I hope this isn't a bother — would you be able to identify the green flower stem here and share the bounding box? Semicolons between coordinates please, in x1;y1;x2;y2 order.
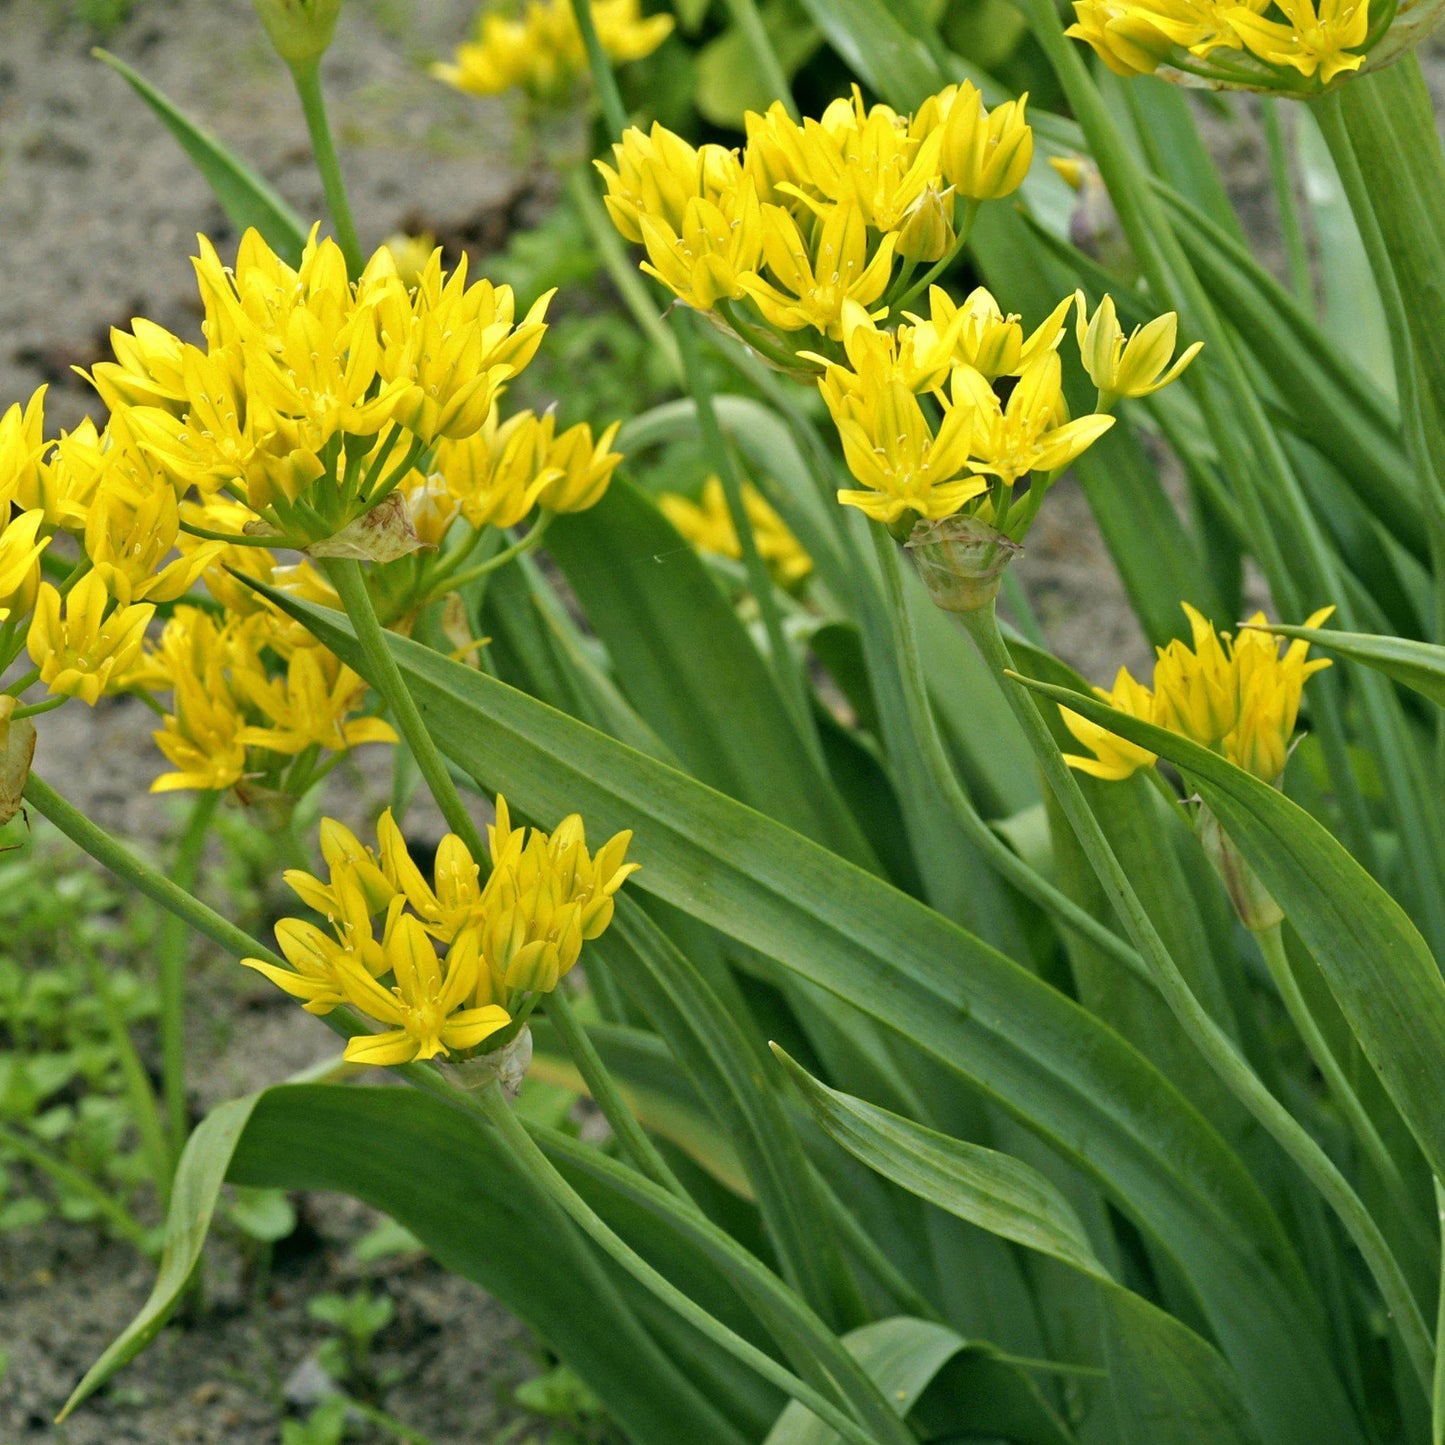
719;0;798;119
83;943;173;1210
567;167;681;380
567;0;628;138
1260;100;1313;306
471;1081;907;1445
890;200;978;312
1016;0;1389;888
677;309;822;763
156;788;219;1168
325;558;487;863
289;57;364;279
1254;921;1426;1254
24;774;285;970
434;511;555;596
546;981;691;1199
959;600;1434;1392
0;1121;150;1248
870;528;1154;991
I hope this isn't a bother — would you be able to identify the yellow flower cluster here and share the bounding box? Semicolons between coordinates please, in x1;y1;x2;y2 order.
243;798;638;1066
0;227;625;754
1067;0;1370;88
659;476;812;588
1061;602;1335;783
124;603;395;797
597;82;1032;355
812;285;1197;529
433;0;672;105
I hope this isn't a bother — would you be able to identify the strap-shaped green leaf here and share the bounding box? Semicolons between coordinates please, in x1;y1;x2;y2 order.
1266;622;1445;709
93;50;308;264
1016;672;1445;1190
777;1051;1261;1444
255;584;1363;1444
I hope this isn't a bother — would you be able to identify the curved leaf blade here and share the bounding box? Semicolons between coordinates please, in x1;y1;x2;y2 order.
1264;622;1445;708
777;1050;1261;1444
93;49;308;264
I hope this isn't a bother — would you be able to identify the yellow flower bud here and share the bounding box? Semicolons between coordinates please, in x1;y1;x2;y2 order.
938;83;1033;202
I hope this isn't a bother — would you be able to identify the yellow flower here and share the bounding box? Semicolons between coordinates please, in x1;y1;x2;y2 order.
378;249;553;444
740;201;896;339
381;232;438;289
911;285;1073;382
660;476;813;587
27;573;155;707
597;126;742;244
825;374;984;524
480;797;639;999
432;0;671;104
434;408;557;531
151;664;252;794
1060;602;1335;784
233;646;399;757
533;418;624;514
240;916;370;1016
0;387;49;512
83;476;223;607
1224;0;1368;80
377;807;485;944
1074;292;1202;403
1064;0;1196;74
24;418;110;533
638;182;765;313
1061;667;1159;779
935;83;1034;202
0;511;48;624
337;920;510;1065
954;351;1115;486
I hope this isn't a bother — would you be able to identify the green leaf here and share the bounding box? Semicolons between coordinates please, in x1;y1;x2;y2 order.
1264;622;1445;709
92;50;307;264
774;1047;1108;1280
259;587;1364;1444
59;1093;260;1420
1014;673;1445;1188
764;1316;1074;1445
69;1084;751;1445
789;0;943;109
777;1051;1260;1444
547;480;878;869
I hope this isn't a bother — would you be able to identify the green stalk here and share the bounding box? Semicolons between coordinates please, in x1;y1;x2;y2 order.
1255;922;1425;1251
719;0;798;120
1260;100;1313;307
546;983;690;1198
289;58;364;278
959;599;1434;1392
1016;0;1387;877
324;558;487;863
676;310;822;761
0;1122;150;1248
471;1081;910;1445
568;0;629;138
433;512;555;596
871;529;1154;989
567;167;681;379
156;789;220;1168
84;944;172;1210
24;775;285;970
